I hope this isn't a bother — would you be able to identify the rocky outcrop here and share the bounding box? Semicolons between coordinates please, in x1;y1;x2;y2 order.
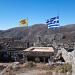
57;48;75;63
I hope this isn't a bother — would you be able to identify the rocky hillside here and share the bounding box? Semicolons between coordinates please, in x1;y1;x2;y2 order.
0;24;75;47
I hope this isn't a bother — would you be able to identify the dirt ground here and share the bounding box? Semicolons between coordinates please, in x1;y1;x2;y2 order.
0;62;72;75
16;69;48;75
12;63;53;75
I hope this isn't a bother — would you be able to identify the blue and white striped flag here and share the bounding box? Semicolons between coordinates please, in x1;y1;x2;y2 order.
46;16;59;29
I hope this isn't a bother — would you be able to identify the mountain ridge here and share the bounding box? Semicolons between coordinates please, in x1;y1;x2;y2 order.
0;24;75;46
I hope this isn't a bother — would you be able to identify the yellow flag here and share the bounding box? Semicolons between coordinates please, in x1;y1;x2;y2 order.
20;19;28;26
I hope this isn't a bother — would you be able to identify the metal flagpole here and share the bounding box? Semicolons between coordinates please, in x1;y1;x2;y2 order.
27;17;28;28
56;13;61;46
55;14;60;47
26;17;29;48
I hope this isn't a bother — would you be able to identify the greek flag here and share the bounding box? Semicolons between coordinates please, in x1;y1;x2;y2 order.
46;16;59;29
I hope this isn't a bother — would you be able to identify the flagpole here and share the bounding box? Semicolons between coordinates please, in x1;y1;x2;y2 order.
27;17;30;48
56;13;61;46
26;17;28;28
58;14;61;46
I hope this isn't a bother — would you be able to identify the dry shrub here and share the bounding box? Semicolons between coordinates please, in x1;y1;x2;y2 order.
25;61;36;68
55;63;72;73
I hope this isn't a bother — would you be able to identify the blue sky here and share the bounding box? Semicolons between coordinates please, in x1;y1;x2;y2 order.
0;0;75;30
